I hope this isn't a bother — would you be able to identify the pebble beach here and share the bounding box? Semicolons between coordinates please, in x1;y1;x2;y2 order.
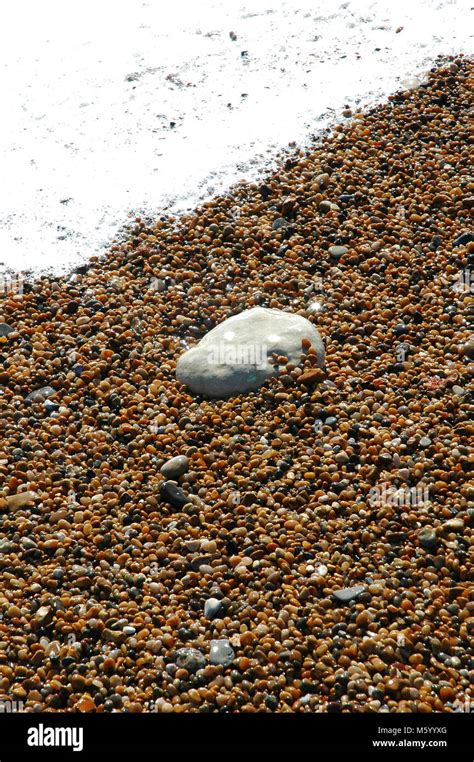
0;56;472;714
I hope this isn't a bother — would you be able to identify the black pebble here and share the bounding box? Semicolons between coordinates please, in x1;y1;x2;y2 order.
453;232;473;247
393;324;408;336
159;480;188;509
265;695;278;710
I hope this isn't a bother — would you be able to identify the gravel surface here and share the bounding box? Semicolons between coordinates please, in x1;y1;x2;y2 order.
0;57;472;714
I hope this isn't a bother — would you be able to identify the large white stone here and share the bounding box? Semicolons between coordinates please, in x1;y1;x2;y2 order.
175;307;324;398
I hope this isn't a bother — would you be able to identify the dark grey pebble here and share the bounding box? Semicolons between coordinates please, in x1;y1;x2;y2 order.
44;400;59;413
462;341;474;360
393;323;408;336
160;455;189;479
159;480;188;509
190;555;212;571
65;301;80;315
20;538;37;550
453;231;473;247
0;323;14;337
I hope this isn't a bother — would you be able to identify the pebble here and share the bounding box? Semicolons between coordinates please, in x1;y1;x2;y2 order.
160;455;189;479
5;491;37;509
204;598;223;620
0;323;14;337
159;480;189;509
25;386;56;402
209;639;235;667
442;518;464;533
44;399;59;413
298;368;325;386
20;538;37;550
452;231;473;247
76;697;95;713
418;527;438;549
329;245;348;260
175;306;324;397
34;606;53;626
0;539;15;553
175;648;206;673
333;586;367;603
